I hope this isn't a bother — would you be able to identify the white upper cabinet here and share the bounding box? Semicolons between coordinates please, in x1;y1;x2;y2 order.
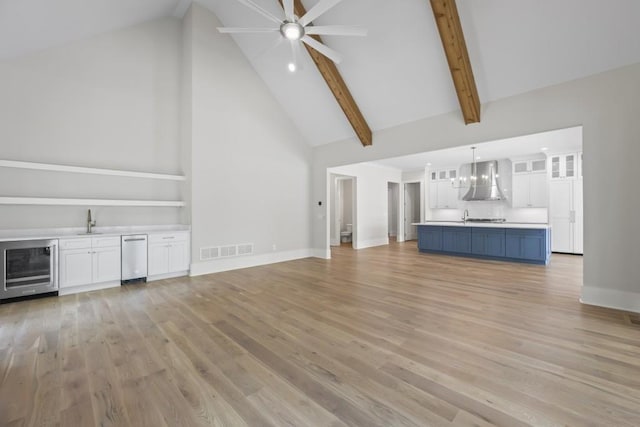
550;153;577;180
513;159;547;174
511;158;548;208
428;167;459;209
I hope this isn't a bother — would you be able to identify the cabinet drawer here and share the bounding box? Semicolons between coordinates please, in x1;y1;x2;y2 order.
59;238;92;250
92;236;121;248
148;232;189;244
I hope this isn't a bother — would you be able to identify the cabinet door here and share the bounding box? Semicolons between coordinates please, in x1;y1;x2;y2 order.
549;180;573;252
528;173;548;207
446;182;459;209
436;181;454;208
168;242;190;273
564;154;576;178
418;226;442;251
522;235;546;261
442;228;471;253
472;229;505;257
92;246;121;283
506;230;547;261
513;161;529;174
59;249;92;288
505;234;522;259
148;243;169;276
550;156;561;179
511;174;530;208
429;182;438;209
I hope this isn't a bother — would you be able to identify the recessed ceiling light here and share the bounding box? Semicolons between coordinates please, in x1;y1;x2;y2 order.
476;156;481;160
541;147;548;151
427;162;432;166
287;62;297;72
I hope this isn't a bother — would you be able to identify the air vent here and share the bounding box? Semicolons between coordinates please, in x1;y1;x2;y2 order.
200;246;219;261
237;243;253;256
200;243;254;260
220;245;237;257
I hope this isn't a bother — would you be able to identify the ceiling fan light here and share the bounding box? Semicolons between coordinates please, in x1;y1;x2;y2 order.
281;22;304;40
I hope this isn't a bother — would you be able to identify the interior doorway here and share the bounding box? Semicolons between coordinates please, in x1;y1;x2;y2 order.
388;182;400;241
330;175;356;248
404;182;421;241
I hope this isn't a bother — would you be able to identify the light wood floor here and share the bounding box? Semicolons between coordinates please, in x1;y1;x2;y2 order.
1;241;640;426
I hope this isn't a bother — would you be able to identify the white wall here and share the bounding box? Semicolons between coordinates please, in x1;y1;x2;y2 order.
328;163;402;250
184;4;312;275
313;63;640;313
0;18;184;228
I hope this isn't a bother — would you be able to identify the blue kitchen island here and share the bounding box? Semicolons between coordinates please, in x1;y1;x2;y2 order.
416;222;551;265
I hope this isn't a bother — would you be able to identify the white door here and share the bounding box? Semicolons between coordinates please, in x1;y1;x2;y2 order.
59;249;92;288
168;242;190;273
550;180;573;252
404;184;417;240
148;243;169;276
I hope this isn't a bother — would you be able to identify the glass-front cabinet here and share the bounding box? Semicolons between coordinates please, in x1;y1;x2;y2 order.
550;153;577;179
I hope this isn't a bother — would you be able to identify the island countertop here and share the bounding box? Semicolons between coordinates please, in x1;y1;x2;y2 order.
413;221;551;230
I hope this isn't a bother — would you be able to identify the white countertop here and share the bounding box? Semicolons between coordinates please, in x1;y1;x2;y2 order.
0;224;191;242
414;221;551;229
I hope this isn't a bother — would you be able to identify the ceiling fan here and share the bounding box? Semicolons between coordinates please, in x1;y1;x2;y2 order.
217;0;367;71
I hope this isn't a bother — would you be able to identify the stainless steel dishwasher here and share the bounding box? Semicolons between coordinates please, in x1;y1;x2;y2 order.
121;234;148;283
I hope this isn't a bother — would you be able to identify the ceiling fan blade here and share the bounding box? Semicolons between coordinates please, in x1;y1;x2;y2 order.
283;0;295;21
301;35;343;64
234;0;283;25
218;27;280;34
305;26;367;37
252;35;284;62
299;0;343;27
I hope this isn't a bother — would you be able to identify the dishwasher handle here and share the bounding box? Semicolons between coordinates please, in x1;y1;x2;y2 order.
124;238;146;242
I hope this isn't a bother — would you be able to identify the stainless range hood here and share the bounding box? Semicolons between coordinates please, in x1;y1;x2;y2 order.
462;160;505;201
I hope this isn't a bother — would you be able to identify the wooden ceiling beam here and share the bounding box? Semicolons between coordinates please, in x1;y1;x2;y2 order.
430;0;481;124
278;0;372;146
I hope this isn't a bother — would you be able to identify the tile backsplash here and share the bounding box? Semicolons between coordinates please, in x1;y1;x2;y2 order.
428;201;548;223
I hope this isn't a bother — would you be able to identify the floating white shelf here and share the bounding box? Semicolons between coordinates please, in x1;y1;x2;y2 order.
0;159;186;181
0;197;185;207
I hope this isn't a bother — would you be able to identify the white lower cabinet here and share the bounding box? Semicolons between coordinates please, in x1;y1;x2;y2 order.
59;236;121;289
148;232;190;277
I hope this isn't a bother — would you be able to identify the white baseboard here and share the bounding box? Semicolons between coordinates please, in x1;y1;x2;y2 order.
580;286;640;314
330;238;340;247
355;237;389;250
313;248;331;259
59;280;120;296
147;271;188;282
190;248;315;276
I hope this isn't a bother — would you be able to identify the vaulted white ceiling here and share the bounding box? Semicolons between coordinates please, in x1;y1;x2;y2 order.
2;0;640;147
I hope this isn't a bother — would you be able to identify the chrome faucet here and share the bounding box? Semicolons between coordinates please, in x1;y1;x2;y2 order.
462;209;469;223
86;209;96;234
